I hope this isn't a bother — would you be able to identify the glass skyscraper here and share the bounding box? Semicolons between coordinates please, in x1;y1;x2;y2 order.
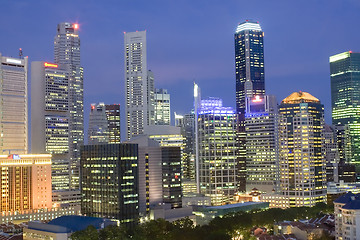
330;51;360;177
54;22;84;190
234;20;265;192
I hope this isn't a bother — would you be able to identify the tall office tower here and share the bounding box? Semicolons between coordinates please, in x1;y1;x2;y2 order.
31;61;70;191
81;144;139;226
324;124;340;182
88;103;121;145
154;88;170;125
235;20;265;112
54;22;84;189
278;92;326;207
245;95;280;193
125;31;155;140
0;154;52;212
105;104;121;143
88;103;109;144
234;20;264;192
175;112;196;180
0;54;28;154
330;51;360;179
198;98;237;205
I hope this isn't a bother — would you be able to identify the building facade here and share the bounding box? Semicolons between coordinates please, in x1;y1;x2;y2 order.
198;98;238;205
278;92;327;207
154;88;170;125
105;104;121;143
234;20;265;192
54;22;84;190
124;31;155;140
330;51;360;179
0;54;28;154
334;192;360;240
31;61;70;191
88;103;109;144
81;144;139;226
245;95;280;193
0;154;52;213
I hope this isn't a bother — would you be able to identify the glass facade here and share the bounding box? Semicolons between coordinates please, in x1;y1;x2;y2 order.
330;51;360;177
81;144;139;226
198;98;238;205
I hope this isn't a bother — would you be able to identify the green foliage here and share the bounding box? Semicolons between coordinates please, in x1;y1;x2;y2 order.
70;203;333;239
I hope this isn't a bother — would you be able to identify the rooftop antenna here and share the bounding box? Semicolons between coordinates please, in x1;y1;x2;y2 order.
19;48;23;58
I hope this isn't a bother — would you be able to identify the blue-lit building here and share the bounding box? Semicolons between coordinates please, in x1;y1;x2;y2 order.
197;98;238;205
234;20;265;192
245;95;280;194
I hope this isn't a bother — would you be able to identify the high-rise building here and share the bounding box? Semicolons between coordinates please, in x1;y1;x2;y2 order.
278;92;326;207
154;88;170;125
234;20;264;192
31;61;70;191
88;103;109;144
197;98;238;205
81;144;139;226
0;154;52;212
54;22;84;189
175;112;196;180
124;31;155;140
330;51;360;178
88;103;121;145
324;124;340;183
0;54;28;154
245;95;280;193
105;104;121;143
234;20;265;114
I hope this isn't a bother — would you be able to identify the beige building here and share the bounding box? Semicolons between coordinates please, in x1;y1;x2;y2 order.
0;154;52;213
0;54;28;154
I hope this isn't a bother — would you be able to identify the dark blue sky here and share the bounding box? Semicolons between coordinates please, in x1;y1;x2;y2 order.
1;0;360;140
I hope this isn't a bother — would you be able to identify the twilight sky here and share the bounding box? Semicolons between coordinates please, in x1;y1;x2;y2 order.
1;0;360;141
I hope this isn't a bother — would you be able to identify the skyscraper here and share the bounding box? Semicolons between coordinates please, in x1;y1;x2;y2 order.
330;51;360;177
245;95;280;193
54;22;84;189
235;20;265;114
124;31;154;140
0;54;28;154
105;104;121;143
154;88;171;125
234;20;265;192
197;98;238;205
88;103;109;144
278;92;326;207
31;61;70;190
81;144;139;226
88;103;121;145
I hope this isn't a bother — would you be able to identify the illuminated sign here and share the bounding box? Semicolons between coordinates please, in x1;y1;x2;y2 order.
8;154;21;160
6;58;22;64
44;62;58;68
252;95;263;102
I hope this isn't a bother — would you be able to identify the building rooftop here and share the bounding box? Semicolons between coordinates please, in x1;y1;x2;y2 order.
236;20;262;33
333;192;360;204
28;215;115;234
205;201;266;210
342;199;360;210
281;91;320;104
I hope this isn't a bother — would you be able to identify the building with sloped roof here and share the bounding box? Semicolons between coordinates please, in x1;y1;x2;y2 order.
334;192;360;240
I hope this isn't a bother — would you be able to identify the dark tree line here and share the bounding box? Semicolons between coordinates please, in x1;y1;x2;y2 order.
71;203;333;240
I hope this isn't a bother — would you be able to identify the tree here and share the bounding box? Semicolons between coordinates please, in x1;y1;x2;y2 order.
70;225;99;240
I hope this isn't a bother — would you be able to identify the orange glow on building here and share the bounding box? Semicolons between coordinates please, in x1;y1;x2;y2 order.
74;23;79;29
0;154;52;213
44;62;58;68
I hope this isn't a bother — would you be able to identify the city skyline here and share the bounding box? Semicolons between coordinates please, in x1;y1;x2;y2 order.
1;1;360;141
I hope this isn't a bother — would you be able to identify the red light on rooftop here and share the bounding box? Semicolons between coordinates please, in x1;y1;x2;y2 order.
74;23;79;29
44;62;58;68
349;51;353;53
91;105;95;110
